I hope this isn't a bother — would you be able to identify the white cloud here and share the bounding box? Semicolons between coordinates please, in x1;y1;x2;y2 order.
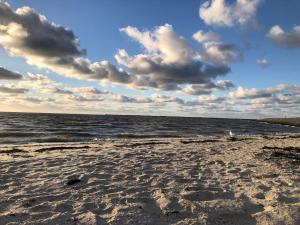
192;30;220;43
120;24;194;64
228;86;272;99
267;25;300;48
183;80;234;95
199;0;262;27
1;71;300;117
228;84;300;101
198;95;225;103
256;58;269;68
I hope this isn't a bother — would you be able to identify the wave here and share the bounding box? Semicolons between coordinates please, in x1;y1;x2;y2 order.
0;112;300;144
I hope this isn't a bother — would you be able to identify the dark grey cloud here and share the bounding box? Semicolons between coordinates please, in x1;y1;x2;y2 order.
0;67;23;80
23;97;41;103
0;2;130;84
68;95;104;102
201;43;243;65
183;80;234;95
52;87;73;95
71;87;111;95
23;97;54;103
114;95;153;103
0;3;85;58
0;86;28;94
55;57;92;74
172;95;225;107
88;88;109;95
116;50;230;91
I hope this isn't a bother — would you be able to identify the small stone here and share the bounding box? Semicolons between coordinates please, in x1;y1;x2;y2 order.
66;178;81;186
254;192;265;199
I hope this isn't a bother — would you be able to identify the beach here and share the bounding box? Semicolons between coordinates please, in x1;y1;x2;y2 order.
0;135;299;225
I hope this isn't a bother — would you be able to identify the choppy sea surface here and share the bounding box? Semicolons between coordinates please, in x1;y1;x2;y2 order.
0;112;299;144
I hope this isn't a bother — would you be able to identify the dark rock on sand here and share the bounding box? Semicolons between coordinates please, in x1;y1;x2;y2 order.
66;178;81;186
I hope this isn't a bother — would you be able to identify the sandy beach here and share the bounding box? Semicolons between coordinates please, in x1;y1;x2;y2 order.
0;135;299;225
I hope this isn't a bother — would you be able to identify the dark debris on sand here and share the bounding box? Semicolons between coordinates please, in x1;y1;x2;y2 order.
180;139;221;144
262;146;300;160
66;178;82;186
114;141;170;148
0;148;27;154
35;146;90;153
259;146;300;168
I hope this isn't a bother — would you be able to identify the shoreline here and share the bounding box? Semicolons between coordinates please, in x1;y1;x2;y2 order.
260;118;300;128
1;132;300;147
0;135;299;224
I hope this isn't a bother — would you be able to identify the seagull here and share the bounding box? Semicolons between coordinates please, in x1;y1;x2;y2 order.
229;130;234;138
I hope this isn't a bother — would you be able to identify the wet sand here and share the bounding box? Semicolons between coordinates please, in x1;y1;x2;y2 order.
0;135;299;225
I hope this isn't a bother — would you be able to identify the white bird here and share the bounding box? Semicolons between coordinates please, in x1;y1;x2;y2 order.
229;130;234;138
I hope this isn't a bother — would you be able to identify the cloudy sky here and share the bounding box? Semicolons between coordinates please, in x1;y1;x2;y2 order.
0;0;300;118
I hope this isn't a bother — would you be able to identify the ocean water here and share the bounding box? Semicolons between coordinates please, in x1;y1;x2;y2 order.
0;112;299;144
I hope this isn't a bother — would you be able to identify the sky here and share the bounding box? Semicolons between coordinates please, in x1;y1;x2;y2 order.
0;0;300;118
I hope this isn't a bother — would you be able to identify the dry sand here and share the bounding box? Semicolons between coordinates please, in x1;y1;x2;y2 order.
0;135;299;225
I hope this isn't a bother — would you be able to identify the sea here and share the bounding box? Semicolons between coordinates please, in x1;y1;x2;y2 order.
0;112;299;144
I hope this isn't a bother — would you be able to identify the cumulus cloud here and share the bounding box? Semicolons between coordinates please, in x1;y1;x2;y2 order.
1;70;299;116
256;58;269;68
267;25;300;48
228;86;272;99
153;84;300;116
0;2;233;93
199;0;262;27
183;80;234;95
20;73;66;94
228;84;300;100
174;95;226;107
120;24;194;64
6;73;153;105
192;30;220;43
250;96;300;107
0;3;84;57
266;84;300;96
201;42;243;65
198;95;225;103
198;84;300;117
0;1;131;84
0;67;23;79
117;24;230;90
